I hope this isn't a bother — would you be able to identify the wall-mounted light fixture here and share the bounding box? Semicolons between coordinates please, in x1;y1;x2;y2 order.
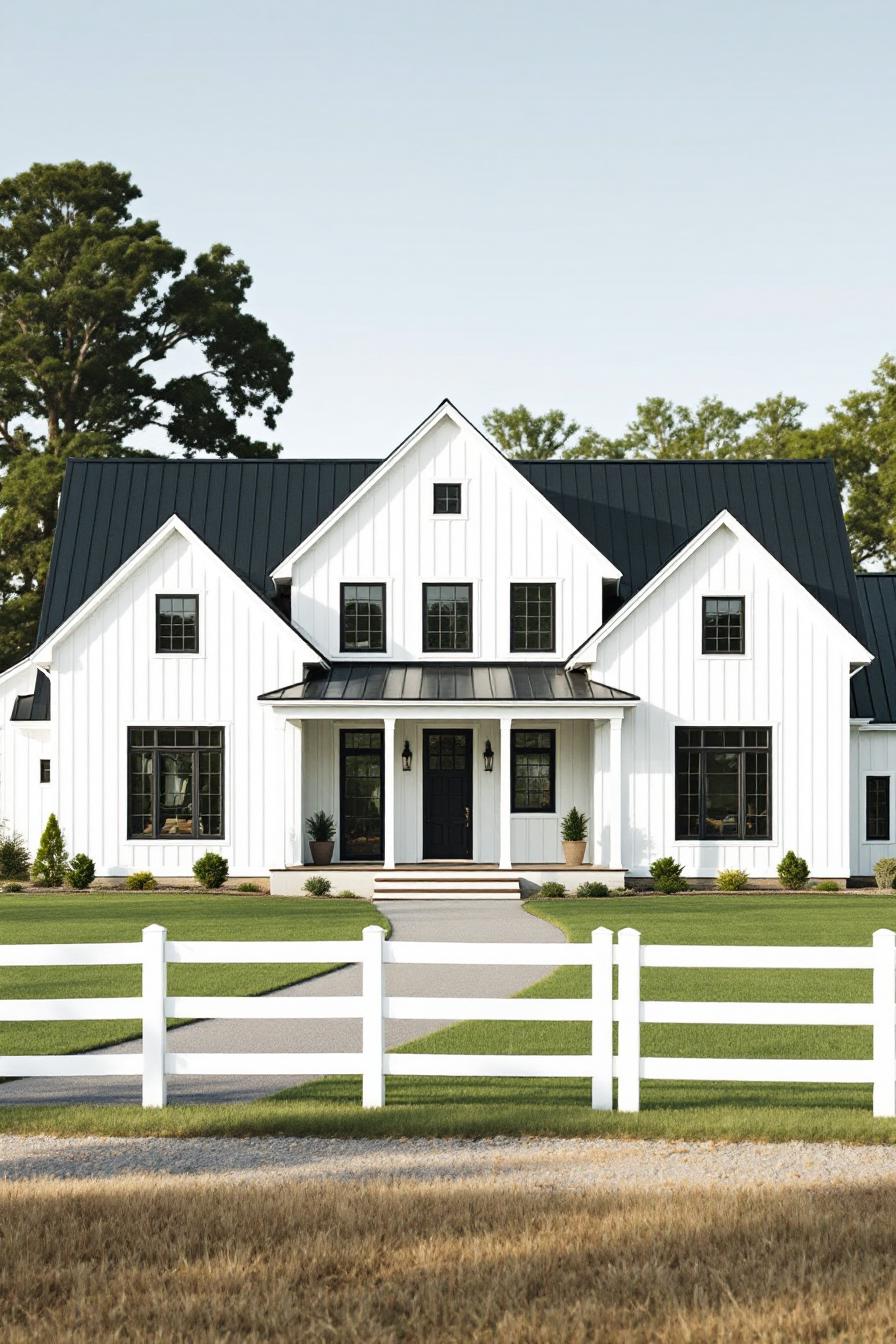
483;739;495;772
401;740;413;772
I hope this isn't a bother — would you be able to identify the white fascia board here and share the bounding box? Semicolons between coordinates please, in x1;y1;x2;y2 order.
0;652;40;686
566;509;873;669
36;514;327;666
267;700;631;720
269;399;623;583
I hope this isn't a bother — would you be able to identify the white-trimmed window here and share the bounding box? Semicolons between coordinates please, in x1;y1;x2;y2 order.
865;774;893;842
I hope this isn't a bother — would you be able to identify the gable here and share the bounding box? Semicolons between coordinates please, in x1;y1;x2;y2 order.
514;458;865;644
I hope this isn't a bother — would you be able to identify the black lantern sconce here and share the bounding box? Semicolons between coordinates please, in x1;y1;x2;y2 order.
482;739;495;772
401;740;413;772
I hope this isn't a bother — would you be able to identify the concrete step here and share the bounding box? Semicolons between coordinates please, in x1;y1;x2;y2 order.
373;869;522;901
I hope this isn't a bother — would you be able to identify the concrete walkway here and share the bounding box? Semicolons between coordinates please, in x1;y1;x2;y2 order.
0;899;565;1106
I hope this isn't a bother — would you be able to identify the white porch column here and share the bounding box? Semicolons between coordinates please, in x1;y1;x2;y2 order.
383;716;396;869
608;714;623;870
499;715;513;870
591;719;603;868
293;718;303;866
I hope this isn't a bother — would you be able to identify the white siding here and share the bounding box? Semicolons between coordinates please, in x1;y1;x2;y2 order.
48;531;308;877
290;417;614;662
850;727;896;877
591;524;855;878
0;663;53;848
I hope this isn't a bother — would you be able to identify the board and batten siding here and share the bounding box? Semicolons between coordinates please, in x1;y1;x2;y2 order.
289;416;614;662
850;727;896;877
48;530;308;877
0;662;53;848
590;523;855;878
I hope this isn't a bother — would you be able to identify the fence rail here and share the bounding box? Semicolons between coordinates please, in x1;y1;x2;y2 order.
0;923;893;1115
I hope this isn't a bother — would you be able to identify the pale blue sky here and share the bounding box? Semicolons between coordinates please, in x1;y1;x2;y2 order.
2;0;895;456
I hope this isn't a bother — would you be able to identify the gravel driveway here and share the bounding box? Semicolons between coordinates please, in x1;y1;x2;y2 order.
0;898;565;1106
3;1135;896;1187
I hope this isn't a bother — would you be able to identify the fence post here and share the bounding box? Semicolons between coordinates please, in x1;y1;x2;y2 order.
591;927;614;1110
361;924;386;1108
873;928;896;1118
142;924;168;1108
616;926;641;1113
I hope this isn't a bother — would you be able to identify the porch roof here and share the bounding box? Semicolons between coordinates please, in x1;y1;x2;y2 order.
259;662;639;703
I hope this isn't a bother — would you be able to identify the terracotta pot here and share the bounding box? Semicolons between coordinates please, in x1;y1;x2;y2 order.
309;840;334;865
562;840;587;866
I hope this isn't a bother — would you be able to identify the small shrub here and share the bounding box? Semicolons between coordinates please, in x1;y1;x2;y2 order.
67;853;95;890
2;882;24;893
305;810;336;843
649;855;687;894
335;889;359;900
560;807;588;842
303;875;332;897
576;880;609;899
609;887;628;896
193;852;229;890
0;829;31;881
716;868;749;892
31;813;68;887
235;881;261;893
814;879;840;892
538;880;567;899
777;850;810;890
874;857;896;892
127;871;157;891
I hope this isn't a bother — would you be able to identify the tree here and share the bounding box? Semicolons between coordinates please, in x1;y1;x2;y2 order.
0;160;293;665
31;813;68;886
482;405;620;460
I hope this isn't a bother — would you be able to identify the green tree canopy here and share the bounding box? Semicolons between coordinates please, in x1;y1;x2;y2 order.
0;159;293;666
482;405;619;460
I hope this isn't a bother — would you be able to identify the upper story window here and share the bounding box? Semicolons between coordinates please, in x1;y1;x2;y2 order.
510;583;555;652
423;583;472;652
341;583;386;652
702;596;745;655
675;726;770;840
433;483;462;515
156;595;199;653
128;727;223;839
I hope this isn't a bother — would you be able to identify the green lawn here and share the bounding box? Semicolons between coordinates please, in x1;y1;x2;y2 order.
0;892;388;1056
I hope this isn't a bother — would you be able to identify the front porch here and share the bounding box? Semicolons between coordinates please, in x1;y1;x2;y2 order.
263;690;635;885
269;862;629;898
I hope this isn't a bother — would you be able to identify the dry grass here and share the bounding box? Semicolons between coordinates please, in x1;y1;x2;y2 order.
1;1176;895;1341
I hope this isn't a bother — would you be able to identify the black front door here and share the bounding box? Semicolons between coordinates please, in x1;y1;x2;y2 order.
422;730;473;859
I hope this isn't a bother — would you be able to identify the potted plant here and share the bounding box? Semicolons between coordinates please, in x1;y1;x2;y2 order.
560;806;588;865
306;810;336;865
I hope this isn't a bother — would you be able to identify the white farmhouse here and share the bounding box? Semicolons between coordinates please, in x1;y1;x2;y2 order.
0;399;892;896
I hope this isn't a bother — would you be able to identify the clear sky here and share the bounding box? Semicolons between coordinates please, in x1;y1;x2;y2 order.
2;0;895;457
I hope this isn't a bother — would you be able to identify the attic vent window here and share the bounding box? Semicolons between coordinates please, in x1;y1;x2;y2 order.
433;483;462;515
156;595;199;653
702;596;745;655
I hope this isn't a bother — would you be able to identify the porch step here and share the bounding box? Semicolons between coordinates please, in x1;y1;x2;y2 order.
373;870;522;901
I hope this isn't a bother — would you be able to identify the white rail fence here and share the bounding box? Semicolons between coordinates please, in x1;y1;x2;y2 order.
0;924;894;1116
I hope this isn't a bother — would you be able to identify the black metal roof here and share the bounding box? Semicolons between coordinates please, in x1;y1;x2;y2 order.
851;575;896;722
11;670;51;721
39;453;865;648
514;459;865;644
38;457;380;644
259;662;639;702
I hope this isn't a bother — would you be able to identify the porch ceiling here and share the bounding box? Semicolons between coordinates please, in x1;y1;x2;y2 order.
259;661;638;703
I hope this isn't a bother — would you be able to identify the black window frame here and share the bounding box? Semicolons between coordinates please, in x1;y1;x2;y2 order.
866;775;892;842
339;729;385;861
127;726;224;840
39;759;50;784
701;596;745;655
433;482;462;515
422;583;473;653
340;582;387;653
675;726;771;841
155;594;200;654
510;582;556;653
510;729;556;814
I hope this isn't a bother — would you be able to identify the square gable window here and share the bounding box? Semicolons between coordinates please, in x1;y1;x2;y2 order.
433;483;462;515
702;596;745;655
156;595;199;653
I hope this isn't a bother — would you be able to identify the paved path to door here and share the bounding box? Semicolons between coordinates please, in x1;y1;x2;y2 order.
0;899;566;1106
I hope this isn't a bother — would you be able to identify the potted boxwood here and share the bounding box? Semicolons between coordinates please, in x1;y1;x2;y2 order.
560;806;588;865
306;810;336;865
